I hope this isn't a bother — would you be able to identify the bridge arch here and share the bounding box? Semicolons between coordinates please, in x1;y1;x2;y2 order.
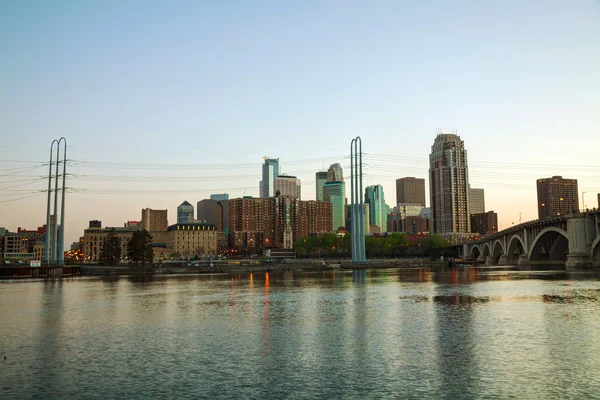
528;227;568;262
506;235;526;264
492;239;505;263
482;242;491;259
469;245;482;259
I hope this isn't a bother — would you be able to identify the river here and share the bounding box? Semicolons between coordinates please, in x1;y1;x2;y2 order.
1;267;599;399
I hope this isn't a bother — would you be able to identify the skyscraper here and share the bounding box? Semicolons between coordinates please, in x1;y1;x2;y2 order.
275;175;301;198
396;177;426;207
177;201;194;223
322;163;346;230
327;163;344;183
323;181;346;231
365;185;387;233
536;176;579;219
469;188;485;214
429;133;471;234
315;171;328;201
259;157;280;198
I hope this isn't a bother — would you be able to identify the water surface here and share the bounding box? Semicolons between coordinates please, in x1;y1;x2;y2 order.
1;268;599;399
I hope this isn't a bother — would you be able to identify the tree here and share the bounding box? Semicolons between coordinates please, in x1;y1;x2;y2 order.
99;232;121;265
127;230;154;266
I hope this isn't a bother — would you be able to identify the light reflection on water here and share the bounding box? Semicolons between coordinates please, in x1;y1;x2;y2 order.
0;268;599;399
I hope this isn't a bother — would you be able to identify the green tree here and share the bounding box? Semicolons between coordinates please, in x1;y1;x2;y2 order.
127;230;154;266
99;232;121;265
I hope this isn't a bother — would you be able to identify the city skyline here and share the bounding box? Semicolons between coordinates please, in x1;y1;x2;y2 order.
2;1;600;244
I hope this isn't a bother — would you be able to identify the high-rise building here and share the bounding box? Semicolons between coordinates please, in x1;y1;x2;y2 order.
197;200;218;224
396;177;426;208
327;163;344;183
429;133;471;234
598;193;600;209
323;181;346;231
365;185;387;233
469;188;485;214
141;208;168;232
275;175;301;198
259;157;280;198
228;197;332;252
536;176;579;219
470;211;498;236
177;201;194;224
210;193;229;201
315;171;328;201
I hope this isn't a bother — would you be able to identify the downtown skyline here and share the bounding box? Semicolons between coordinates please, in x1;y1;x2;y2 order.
1;1;600;244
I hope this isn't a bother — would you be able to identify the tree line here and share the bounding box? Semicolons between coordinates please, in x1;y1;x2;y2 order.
294;233;455;259
99;230;154;266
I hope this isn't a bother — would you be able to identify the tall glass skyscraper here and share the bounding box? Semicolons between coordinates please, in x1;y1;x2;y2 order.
324;181;345;231
259;157;280;198
429;133;471;234
327;163;344;183
315;171;328;201
177;201;194;224
321;163;346;231
365;185;387;233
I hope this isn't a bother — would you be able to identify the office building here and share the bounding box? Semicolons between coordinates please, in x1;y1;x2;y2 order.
396;204;424;217
470;211;498;236
177;201;194;224
141;208;168;232
396;177;426;208
210;193;229;201
315;171;328;201
275;175;301;198
365;185;387;233
167;222;218;257
429;133;471;234
259;157;280;198
469;188;485;214
327;163;344;183
323;181;346;231
536;176;579;219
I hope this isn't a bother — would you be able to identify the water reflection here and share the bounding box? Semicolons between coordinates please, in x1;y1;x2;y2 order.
1;268;599;398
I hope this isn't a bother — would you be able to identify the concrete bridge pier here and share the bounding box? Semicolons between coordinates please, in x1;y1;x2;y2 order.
485;256;493;266
517;254;529;267
566;215;593;270
477;256;485;263
498;255;508;265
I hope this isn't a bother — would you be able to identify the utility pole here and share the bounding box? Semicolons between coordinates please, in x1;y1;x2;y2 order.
519;212;523;224
582;192;586;211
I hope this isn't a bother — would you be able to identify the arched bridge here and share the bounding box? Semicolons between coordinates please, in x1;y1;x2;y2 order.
462;210;600;270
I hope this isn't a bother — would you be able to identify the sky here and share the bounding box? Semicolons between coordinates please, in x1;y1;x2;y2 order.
1;0;600;245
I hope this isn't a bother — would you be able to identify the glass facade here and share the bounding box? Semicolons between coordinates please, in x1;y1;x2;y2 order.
315;171;328;201
177;201;194;224
323;181;346;231
260;158;280;198
210;193;229;201
365;185;387;233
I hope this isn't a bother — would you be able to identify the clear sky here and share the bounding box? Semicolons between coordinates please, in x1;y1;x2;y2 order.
1;0;600;245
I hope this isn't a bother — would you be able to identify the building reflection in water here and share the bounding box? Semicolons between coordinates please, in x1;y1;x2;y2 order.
352;269;366;283
432;274;481;396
